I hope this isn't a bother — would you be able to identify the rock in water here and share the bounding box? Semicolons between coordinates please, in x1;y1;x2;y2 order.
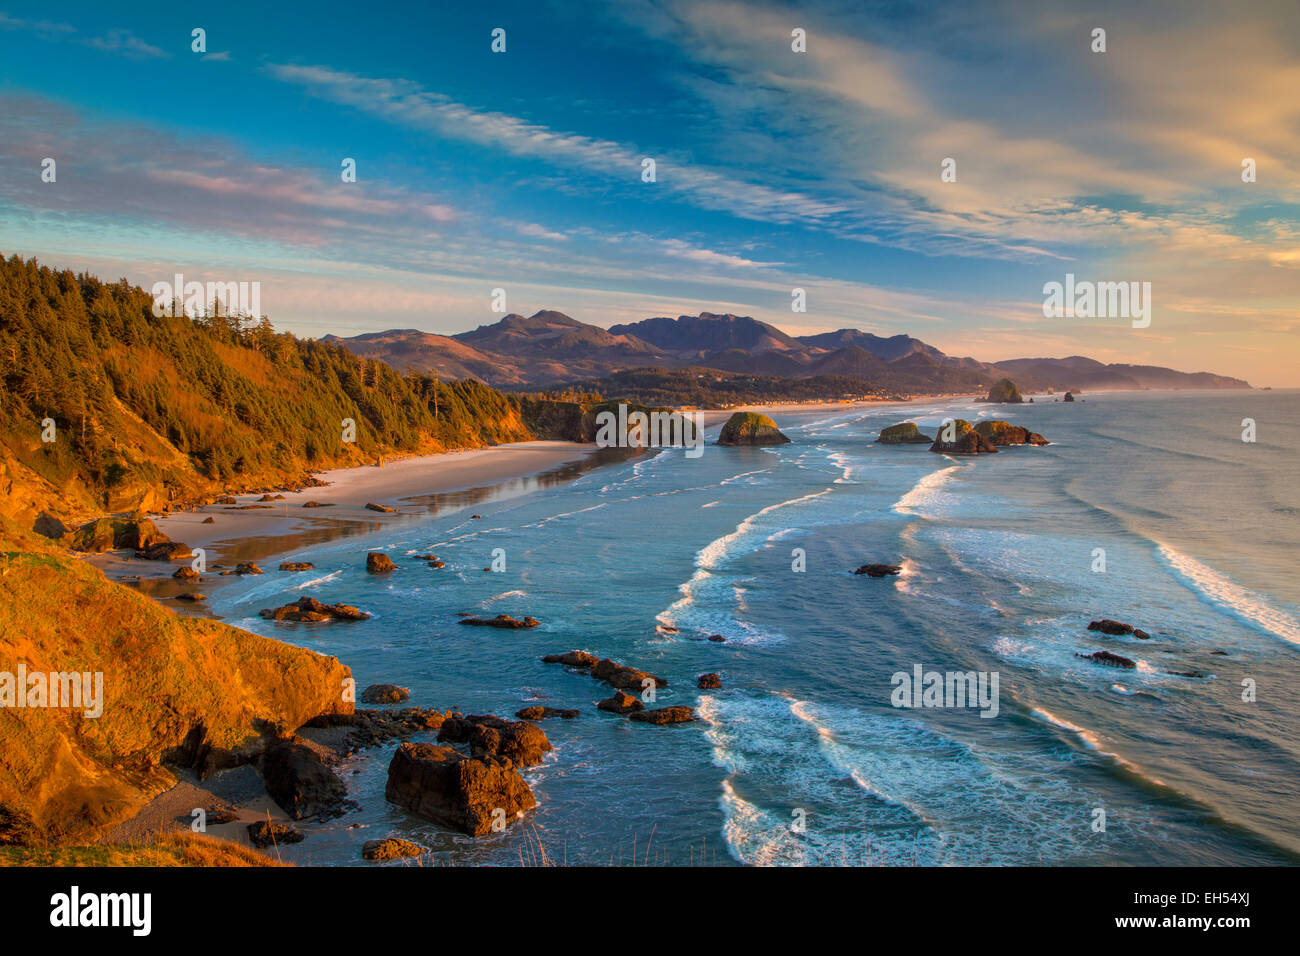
1075;650;1136;669
855;563;901;577
973;421;1049;446
630;706;698;725
697;673;722;689
362;837;424;861
876;422;933;444
1088;619;1150;639
437;714;553;766
928;420;997;455
366;552;398;573
716;412;791;446
384;742;536;836
596;691;644;713
1063;392;1075;402
515;706;579;720
458;614;540;629
365;502;397;513
983;378;1024;403
361;684;410;704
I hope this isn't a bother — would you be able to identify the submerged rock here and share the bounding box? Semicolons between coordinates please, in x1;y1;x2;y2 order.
1075;650;1136;669
384;742;536;836
630;706;698;725
855;563;901;577
876;422;933;444
1088;619;1150;639
716;412;791;446
459;614;540;629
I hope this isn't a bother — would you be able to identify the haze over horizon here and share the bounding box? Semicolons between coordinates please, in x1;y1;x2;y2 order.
2;0;1297;384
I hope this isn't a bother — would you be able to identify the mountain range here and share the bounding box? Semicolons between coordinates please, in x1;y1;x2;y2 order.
324;310;1251;395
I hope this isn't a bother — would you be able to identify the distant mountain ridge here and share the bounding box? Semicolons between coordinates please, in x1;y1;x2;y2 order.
323;309;1251;393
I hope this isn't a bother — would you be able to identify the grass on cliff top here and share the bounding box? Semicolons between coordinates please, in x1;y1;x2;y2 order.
0;832;284;867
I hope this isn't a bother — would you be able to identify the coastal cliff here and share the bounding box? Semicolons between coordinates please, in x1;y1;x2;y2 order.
0;521;352;845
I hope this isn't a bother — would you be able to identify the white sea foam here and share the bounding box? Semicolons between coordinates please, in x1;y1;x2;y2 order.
892;464;962;516
1156;542;1300;646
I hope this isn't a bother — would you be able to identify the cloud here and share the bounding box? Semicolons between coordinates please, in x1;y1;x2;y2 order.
0;14;168;59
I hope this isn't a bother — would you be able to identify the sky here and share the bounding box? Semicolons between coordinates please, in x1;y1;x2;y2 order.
1;0;1297;384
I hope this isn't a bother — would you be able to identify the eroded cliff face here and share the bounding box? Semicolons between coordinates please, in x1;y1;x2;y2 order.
0;524;352;845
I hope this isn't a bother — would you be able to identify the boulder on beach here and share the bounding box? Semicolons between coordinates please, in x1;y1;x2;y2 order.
855;563;901;577
215;496;237;505
365;502;398;513
384;742;536;836
716;412;791;446
361;684;411;704
630;706;698;725
176;592;206;602
1075;650;1136;669
459;614;540;629
362;837;425;861
515;706;579;721
876;422;933;444
202;516;215;524
437;714;553;766
973;421;1049;446
366;552;398;573
929;420;997;455
259;494;285;502
117;516;169;551
596;691;644;714
1088;619;1150;639
234;561;263;575
697;673;722;689
173;566;200;582
258;739;348;820
983;378;1024;404
247;820;304;848
279;562;315;572
137;541;195;561
70;517;117;553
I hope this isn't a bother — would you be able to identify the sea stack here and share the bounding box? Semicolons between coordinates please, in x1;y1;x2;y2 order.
876;422;932;444
929;419;997;455
717;412;791;446
983;378;1024;403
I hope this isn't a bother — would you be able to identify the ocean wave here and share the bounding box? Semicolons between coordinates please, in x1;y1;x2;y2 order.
892;464;962;517
1156;542;1300;646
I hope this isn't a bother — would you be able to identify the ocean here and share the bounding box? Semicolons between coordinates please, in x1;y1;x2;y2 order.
204;390;1300;866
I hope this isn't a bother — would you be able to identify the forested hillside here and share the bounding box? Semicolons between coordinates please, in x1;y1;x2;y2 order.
0;254;532;525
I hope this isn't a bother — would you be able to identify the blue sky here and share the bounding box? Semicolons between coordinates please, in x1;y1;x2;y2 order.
1;0;1297;383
